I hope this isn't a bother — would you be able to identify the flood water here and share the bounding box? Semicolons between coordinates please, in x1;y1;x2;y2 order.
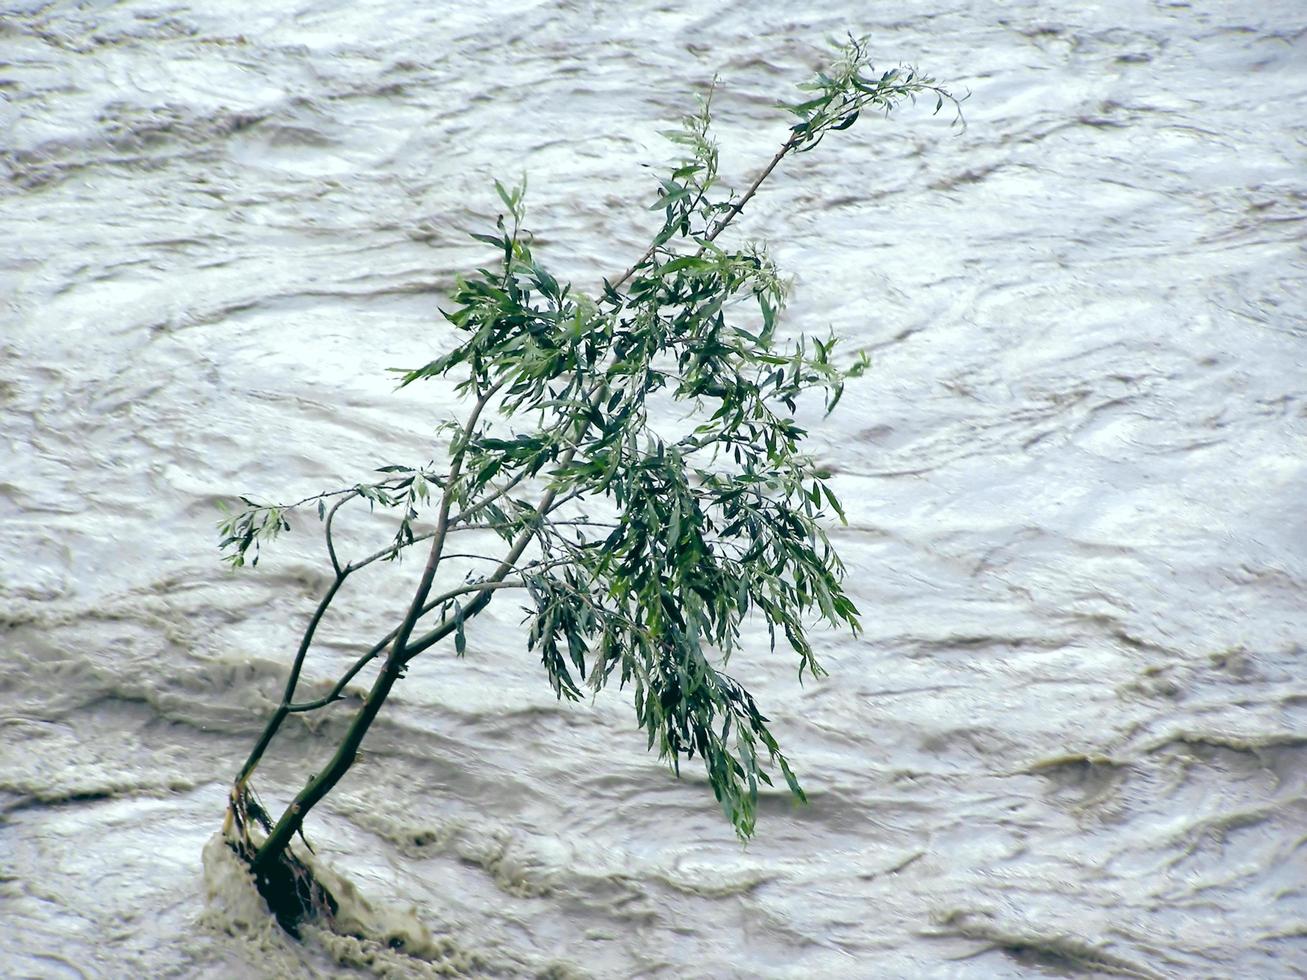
2;1;1305;977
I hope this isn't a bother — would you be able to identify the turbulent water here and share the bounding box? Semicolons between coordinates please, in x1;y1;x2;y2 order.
3;1;1305;977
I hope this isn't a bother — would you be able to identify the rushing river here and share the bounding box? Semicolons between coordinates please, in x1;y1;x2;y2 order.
2;1;1305;977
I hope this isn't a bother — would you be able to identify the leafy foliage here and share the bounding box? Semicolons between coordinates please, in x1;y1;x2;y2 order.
221;36;960;859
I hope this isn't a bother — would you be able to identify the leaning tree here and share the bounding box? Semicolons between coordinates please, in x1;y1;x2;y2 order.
216;37;960;929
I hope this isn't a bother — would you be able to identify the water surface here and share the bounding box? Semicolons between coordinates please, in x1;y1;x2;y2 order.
2;2;1305;976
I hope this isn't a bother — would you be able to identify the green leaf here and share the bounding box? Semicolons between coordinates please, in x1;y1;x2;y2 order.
494;179;518;214
822;484;847;523
658;255;713;277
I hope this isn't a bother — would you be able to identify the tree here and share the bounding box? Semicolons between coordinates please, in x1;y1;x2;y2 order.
217;36;960;931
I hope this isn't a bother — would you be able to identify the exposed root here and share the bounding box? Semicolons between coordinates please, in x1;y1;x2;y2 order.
225;780;339;936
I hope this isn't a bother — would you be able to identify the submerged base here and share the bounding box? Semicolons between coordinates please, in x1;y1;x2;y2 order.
244;840;340;937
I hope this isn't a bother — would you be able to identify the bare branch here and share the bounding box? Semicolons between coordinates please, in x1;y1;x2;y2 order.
324;493;353;577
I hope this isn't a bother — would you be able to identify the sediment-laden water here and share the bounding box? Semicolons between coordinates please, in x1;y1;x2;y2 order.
2;2;1305;977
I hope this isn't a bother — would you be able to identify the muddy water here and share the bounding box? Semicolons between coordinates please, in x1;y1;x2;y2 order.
2;1;1305;977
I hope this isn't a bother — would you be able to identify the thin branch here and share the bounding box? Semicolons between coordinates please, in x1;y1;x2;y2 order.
611;131;800;291
401;377;615;666
389;380;506;659
235;570;349;783
350;530;436;572
286;549;582;712
238;473;442;519
702;132;800;246
324;493;353;577
449;466;532;527
341;519;520;578
403;451;584;662
288;634;391;714
284;578;528;713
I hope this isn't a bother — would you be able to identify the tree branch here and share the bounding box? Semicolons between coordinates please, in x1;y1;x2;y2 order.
323;493;353;577
234;568;349;784
283;578;528;713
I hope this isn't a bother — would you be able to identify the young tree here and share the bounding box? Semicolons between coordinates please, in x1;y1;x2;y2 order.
218;37;960;930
